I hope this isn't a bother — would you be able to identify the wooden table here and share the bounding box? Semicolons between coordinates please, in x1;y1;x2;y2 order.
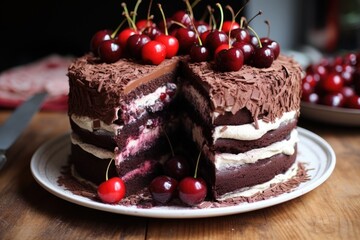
0;110;359;240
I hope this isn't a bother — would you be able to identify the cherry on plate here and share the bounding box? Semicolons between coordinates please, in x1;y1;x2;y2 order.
149;175;178;204
178;177;207;206
97;177;126;204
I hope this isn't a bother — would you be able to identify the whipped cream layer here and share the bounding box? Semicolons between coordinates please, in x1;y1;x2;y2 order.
122;83;176;124
215;129;298;170
71;114;121;134
213;111;297;141
70;121;162;166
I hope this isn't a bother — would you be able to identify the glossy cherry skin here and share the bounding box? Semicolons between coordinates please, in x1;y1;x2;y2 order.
90;30;112;55
302;74;318;88
142;26;162;40
262;39;280;59
232;41;254;63
141;40;166;65
189;44;210;62
149;176;178;204
175;28;197;54
222;21;240;34
249;35;259;47
320;73;344;93
302;92;320;104
215;48;244;72
178;177;207;206
321;93;345;107
205;30;229;53
214;44;230;58
194;20;210;35
98;40;122;63
346;95;360;109
126;34;151;59
163;155;190;180
230;28;251;43
116;28;137;49
172;11;192;27
155;34;179;58
97;177;126;204
252;47;274;68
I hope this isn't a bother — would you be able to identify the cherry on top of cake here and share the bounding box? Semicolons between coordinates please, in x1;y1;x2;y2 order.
88;0;282;72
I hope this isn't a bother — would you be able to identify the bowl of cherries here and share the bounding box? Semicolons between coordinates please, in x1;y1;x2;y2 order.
300;52;360;126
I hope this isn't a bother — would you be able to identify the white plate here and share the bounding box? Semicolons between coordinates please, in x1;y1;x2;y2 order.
30;127;336;218
301;101;360;126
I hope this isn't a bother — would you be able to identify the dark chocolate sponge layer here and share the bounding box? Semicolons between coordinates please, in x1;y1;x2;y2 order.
211;147;297;198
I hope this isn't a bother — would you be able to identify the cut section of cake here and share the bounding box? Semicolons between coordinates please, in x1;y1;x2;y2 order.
179;55;302;200
67;54;180;196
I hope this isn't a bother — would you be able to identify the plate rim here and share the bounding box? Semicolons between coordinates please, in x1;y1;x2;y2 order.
30;127;336;218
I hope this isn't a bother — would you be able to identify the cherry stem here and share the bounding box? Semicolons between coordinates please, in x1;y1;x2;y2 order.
184;0;194;20
105;158;114;181
247;10;262;26
226;5;235;46
240;16;247;29
122;3;137;31
190;15;203;46
131;0;142;26
247;25;262;48
191;0;202;9
146;0;153;24
170;20;187;29
216;3;224;31
234;0;250;20
111;18;127;39
158;4;168;35
194;145;203;179
163;128;175;157
207;6;217;30
264;20;270;38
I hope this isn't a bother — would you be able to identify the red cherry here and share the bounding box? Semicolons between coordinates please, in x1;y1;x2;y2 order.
136;19;154;30
163;155;190;180
142;26;162;40
178;177;207;206
249;35;259;47
175;28;197;54
214;44;230;58
302;92;320;104
200;30;211;46
301;81;314;99
117;28;137;49
126;34;151;59
98;39;122;63
90;30;112;55
215;48;244;72
252;47;274;68
262;39;280;59
232;41;255;63
320;73;344;93
321;93;345;107
302;74;318;88
172;11;192;27
341;86;356;99
155;34;179;58
149;176;178;204
222;21;240;34
189;44;210;62
205;30;229;53
97;177;126;204
346;95;360;109
159;92;167;101
230;28;251;43
194;21;210;35
141;40;166;65
343;52;358;66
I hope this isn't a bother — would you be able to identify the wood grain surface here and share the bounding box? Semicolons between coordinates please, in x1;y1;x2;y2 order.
0;111;359;240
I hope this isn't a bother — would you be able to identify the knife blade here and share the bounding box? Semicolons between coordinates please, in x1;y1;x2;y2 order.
0;92;47;169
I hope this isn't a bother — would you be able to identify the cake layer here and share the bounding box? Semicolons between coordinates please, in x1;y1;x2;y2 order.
180;55;302;127
213;148;297;198
68;55;180;125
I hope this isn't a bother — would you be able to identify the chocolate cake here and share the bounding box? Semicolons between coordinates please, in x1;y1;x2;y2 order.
179;55;302;199
68;55;180;195
67;52;302;201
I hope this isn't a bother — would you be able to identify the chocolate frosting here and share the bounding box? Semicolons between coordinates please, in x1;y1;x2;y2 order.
68;54;180;124
183;55;303;125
